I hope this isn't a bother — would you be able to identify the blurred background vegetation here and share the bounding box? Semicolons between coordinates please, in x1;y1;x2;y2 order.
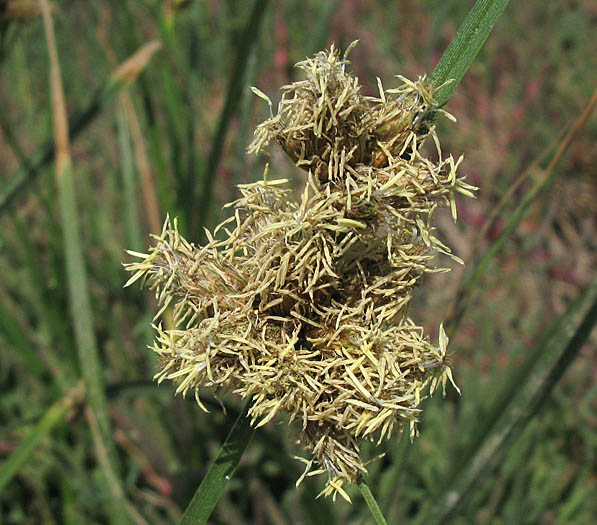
0;0;595;523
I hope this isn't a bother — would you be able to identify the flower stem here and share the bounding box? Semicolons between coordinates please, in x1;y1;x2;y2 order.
358;476;388;525
180;399;256;524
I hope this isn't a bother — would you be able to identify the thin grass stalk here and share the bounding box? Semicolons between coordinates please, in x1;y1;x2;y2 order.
430;0;511;106
425;277;597;523
0;40;162;214
39;1;138;521
127;10;178;218
97;30;161;247
193;0;269;234
179;400;256;525
116;105;143;252
152;12;197;222
0;383;84;494
477;123;570;241
85;407;148;525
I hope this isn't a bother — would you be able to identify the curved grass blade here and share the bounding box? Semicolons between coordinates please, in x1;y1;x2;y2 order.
116;105;143;252
180;400;256;525
430;0;510;107
40;0;118;470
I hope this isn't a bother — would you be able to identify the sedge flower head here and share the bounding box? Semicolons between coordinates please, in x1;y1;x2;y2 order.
125;43;475;500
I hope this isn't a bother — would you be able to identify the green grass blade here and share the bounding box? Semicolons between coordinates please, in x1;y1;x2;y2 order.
424;278;597;523
448;180;542;337
0;384;83;493
430;0;510;106
194;0;269;233
57;159;121;469
116;103;143;252
358;477;389;525
40;2;130;520
442;278;596;496
180;401;256;525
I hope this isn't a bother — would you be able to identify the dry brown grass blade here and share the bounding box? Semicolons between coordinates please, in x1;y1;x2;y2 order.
114;428;179;510
96;32;164;237
40;0;69;175
541;90;596;177
110;40;162;86
446;90;597;335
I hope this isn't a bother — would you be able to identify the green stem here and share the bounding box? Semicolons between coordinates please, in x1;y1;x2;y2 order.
180;400;256;525
358;477;389;525
58;162;121;474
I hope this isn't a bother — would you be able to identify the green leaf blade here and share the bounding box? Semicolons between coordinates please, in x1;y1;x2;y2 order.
430;0;511;107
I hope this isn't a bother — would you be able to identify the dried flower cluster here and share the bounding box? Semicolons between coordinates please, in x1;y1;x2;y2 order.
125;43;475;500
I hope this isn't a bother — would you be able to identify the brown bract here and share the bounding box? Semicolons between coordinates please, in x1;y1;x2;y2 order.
125;43;475;500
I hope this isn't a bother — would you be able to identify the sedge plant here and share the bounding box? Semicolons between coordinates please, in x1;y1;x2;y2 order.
125;0;510;520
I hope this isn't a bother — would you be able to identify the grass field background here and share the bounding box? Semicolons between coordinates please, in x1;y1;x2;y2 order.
1;1;596;523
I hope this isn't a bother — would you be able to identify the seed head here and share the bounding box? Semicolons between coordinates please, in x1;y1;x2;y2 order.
125;43;475;500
